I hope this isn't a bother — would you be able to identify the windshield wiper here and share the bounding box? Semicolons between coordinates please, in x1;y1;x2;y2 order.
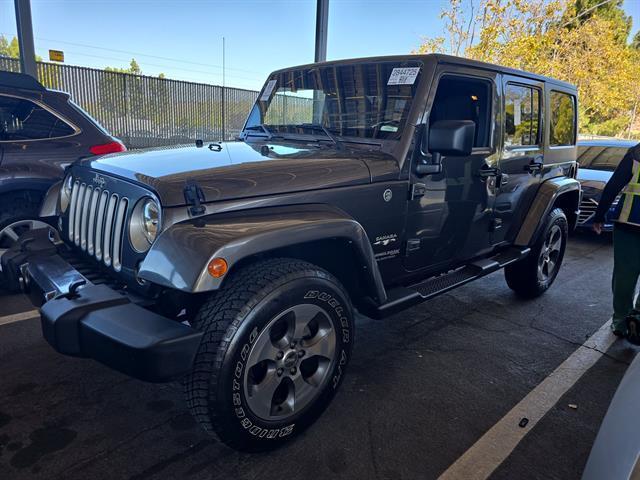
296;123;344;150
244;124;276;139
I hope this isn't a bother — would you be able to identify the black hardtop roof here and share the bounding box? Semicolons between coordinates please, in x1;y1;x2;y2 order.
269;53;577;92
0;70;45;92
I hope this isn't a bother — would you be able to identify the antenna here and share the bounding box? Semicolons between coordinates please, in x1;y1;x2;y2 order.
222;36;226;141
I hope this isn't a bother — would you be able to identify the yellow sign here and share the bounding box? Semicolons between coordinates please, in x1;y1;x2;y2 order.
49;50;64;62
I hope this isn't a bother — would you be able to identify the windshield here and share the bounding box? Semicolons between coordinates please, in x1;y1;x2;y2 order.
243;60;423;142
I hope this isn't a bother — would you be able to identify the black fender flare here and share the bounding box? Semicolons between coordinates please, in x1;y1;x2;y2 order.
138;204;387;303
514;177;581;247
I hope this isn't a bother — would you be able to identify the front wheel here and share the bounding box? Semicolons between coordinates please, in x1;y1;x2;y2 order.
185;258;354;451
505;208;568;298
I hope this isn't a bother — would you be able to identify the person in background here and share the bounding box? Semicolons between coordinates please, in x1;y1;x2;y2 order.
593;143;640;336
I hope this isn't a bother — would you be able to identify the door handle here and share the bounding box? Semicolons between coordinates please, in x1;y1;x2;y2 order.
478;165;500;178
525;156;544;173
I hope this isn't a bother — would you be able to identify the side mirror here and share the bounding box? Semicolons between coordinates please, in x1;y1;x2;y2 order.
428;120;476;157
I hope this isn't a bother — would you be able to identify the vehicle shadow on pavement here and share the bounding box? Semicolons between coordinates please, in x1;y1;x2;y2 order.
0;234;633;480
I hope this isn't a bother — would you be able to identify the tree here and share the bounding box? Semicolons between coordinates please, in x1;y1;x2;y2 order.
105;58;142;75
568;0;631;45
632;31;640;50
415;0;640;138
0;34;42;61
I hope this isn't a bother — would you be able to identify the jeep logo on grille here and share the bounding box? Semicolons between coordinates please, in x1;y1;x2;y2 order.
92;173;107;188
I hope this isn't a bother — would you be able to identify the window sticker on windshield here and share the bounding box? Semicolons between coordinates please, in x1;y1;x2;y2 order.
387;67;420;85
260;80;277;101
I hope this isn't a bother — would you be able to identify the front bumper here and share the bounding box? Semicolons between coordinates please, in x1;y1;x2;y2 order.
1;230;202;383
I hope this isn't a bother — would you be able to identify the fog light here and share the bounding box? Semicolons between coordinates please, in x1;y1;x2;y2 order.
207;258;228;278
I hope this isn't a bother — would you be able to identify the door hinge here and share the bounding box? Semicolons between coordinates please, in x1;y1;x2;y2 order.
410;183;426;200
406;238;421;255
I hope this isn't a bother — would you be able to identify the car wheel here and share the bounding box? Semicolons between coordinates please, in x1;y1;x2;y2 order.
505;208;568;298
185;257;354;451
0;192;54;275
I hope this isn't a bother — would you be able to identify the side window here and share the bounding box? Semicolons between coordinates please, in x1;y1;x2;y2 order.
0;95;75;142
429;75;492;149
549;91;576;146
505;84;540;147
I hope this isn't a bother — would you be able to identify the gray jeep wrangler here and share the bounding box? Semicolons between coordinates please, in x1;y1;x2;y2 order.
2;54;580;451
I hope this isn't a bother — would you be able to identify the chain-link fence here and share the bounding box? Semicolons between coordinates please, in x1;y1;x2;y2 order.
0;56;261;148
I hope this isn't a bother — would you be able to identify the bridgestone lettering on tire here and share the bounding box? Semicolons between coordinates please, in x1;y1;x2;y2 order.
184;257;354;451
505;208;568;298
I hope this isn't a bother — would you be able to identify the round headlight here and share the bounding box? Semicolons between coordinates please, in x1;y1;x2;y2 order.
60;174;74;213
142;199;160;242
130;197;161;252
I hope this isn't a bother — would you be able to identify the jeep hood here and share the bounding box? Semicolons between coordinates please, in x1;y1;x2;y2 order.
79;141;395;206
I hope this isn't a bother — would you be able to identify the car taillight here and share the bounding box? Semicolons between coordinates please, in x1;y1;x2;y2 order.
90;141;127;155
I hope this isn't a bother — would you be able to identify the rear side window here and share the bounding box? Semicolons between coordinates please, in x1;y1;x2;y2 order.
0;95;75;141
549;91;576;146
505;84;540;147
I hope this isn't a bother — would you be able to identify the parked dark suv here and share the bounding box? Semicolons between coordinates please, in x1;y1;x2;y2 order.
2;55;580;451
0;71;124;266
576;138;638;232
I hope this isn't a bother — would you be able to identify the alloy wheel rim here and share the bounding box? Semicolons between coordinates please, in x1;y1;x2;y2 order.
537;224;562;282
0;220;54;272
243;303;337;421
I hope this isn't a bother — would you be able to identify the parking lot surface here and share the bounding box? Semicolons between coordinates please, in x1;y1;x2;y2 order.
0;233;635;480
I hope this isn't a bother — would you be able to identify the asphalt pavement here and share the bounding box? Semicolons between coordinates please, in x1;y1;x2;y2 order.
0;233;635;480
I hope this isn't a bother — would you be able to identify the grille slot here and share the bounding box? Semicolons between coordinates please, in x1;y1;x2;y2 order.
73;183;86;246
66;176;129;271
578;198;598;225
95;191;109;261
80;186;93;250
87;188;101;255
68;180;80;241
102;194;119;267
112;198;128;272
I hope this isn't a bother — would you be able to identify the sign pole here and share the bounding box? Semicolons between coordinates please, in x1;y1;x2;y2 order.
14;0;37;78
314;0;329;63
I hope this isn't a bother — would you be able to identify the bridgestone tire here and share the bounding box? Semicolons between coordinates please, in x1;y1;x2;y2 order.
185;258;354;451
505;208;568;299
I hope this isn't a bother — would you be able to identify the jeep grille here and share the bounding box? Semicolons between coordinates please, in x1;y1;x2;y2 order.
68;180;128;272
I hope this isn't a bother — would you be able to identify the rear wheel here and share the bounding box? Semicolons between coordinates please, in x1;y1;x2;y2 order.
505;208;568;298
185;257;354;451
0;192;53;280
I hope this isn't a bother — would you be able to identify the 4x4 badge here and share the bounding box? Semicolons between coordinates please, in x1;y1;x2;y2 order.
383;189;392;202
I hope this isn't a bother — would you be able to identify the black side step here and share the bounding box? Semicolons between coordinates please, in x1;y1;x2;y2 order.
369;247;530;319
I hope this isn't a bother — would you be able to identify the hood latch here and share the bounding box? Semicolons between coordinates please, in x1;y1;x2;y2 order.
184;181;206;217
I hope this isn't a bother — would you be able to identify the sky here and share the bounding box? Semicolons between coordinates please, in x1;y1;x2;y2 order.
1;0;639;91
